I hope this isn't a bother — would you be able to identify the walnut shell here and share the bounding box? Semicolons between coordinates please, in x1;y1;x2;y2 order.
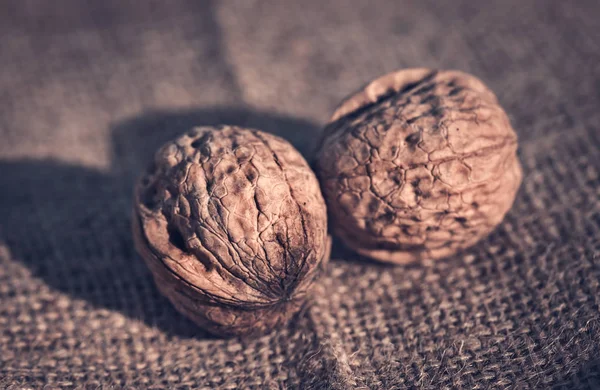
133;126;330;336
315;69;522;264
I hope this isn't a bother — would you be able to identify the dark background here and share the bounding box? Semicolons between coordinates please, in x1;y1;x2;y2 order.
1;1;599;388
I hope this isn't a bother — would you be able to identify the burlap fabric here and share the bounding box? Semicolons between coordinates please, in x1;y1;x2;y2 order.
1;1;599;388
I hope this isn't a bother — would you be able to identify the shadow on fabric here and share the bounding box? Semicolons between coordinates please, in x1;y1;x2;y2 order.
554;359;600;389
0;107;322;340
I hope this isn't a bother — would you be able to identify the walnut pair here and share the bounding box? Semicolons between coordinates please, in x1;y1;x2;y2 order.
132;69;522;337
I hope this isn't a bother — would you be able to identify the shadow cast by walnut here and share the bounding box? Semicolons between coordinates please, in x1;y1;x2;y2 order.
0;106;322;339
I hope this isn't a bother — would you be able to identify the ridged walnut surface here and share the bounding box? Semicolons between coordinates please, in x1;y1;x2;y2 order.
133;126;330;336
315;69;522;264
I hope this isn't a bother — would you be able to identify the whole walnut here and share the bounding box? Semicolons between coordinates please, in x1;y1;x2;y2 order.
132;126;330;336
315;69;522;264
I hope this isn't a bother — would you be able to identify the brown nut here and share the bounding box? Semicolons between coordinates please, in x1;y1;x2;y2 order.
132;126;330;337
315;69;522;264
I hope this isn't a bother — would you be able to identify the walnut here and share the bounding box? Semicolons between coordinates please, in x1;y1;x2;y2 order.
315;69;522;264
132;126;330;336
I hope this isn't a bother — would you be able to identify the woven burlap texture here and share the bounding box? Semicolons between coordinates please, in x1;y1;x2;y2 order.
1;1;599;388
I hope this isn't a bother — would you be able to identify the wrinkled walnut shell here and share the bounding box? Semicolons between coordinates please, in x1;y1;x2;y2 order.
133;126;330;336
315;69;522;264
